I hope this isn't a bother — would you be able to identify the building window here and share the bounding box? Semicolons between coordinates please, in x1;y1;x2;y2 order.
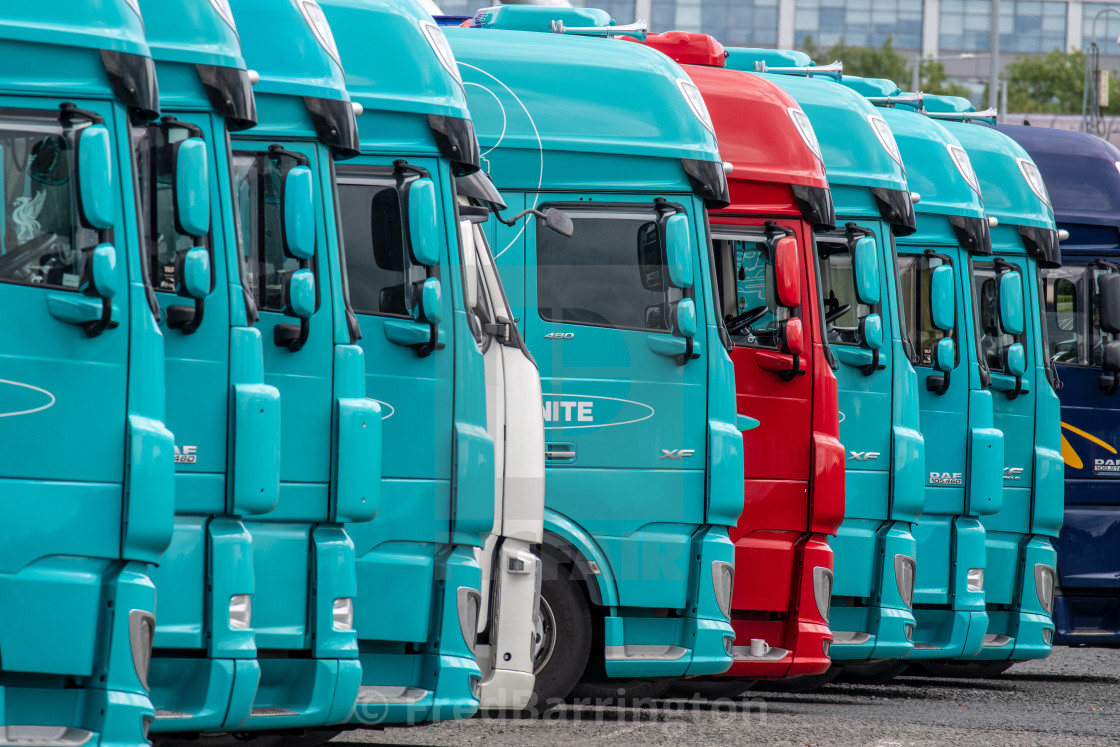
1084;3;1120;56
795;0;923;50
941;0;1066;53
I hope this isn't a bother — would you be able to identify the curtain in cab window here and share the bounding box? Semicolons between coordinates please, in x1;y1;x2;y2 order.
537;208;681;332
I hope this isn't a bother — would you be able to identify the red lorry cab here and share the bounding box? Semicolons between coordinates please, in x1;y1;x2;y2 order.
639;31;845;680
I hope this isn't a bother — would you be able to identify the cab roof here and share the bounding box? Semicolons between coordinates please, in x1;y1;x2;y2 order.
228;0;349;103
138;0;245;70
726;47;811;69
636;30;727;68
0;0;149;57
881;107;984;220
724;53;907;195
469;5;614;32
998;124;1120;228
321;0;468;121
445;27;721;167
939;120;1054;231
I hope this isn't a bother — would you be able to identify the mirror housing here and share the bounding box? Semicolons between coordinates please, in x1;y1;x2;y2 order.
1005;342;1027;377
177;246;210;300
459;220;478;310
287;269;315;320
543;207;574;238
175;138;210;238
408;178;441;267
930;264;955;332
674;298;697;338
934;337;955;373
774;235;801;309
853;236;880;305
416;277;443;325
77;125;114;231
89;243;119;299
1104;340;1120;373
783;316;804;356
1099;273;1120;335
664;213;693;289
999;271;1025;336
860;312;883;351
283;165;316;260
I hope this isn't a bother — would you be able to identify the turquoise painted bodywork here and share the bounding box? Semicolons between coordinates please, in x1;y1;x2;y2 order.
877;104;999;660
0;2;174;745
136;0;280;733
448;24;741;678
724;54;925;661
320;0;493;724
218;0;379;732
933;108;1062;660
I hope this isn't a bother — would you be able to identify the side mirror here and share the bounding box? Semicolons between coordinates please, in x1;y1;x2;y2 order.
89;243;119;299
459;220;478;310
283;165;316;260
1104;340;1120;373
853;236;880;305
934;337;955;373
664;213;693;289
407;178;440;267
774;236;801;309
174;137;210;238
1005;342;1027;377
176;246;210;300
77;125;114;231
415;277;443;325
543;207;574;238
287;269;315;320
930;264;955;332
783;316;804;356
999;271;1024;336
1099;273;1120;334
860;312;883;351
674;297;697;338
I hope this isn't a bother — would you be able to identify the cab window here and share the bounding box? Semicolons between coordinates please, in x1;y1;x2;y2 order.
711;233;790;349
897;253;956;367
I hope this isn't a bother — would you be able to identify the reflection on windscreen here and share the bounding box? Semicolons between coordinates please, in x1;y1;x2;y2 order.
0;119;99;291
1041;264;1116;367
537;208;681;332
135;123;196;293
817;238;869;346
897;253;954;367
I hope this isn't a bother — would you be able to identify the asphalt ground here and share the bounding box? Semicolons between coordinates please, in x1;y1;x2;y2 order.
331;646;1120;746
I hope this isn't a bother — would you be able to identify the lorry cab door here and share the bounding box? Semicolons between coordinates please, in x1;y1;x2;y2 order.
522;197;708;610
0;104;130;492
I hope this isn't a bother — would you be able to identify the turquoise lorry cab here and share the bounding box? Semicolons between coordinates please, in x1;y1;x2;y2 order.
724;53;925;683
319;0;497;724
861;91;999;668
134;0;282;735
0;1;174;744
924;97;1062;672
449;5;744;704
216;0;380;735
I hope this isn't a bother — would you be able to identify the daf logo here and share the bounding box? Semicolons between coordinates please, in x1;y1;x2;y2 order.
544;332;574;340
660;449;696;460
174;445;198;464
1095;458;1120;474
930;471;963;485
848;451;880;461
1003;467;1024;481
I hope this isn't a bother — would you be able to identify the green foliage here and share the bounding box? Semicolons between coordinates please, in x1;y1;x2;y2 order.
916;61;972;98
1002;49;1087;112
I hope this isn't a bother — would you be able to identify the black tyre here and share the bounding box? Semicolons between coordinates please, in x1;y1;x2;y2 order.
838;660;909;685
918;661;1016;679
156;731;344;747
754;666;841;693
665;678;757;700
531;578;592;708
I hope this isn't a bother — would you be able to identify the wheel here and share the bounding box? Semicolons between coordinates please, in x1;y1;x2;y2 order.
155;731;344;747
754;666;841;693
568;676;673;704
531;578;592;707
918;661;1016;679
838;660;909;685
665;678;757;700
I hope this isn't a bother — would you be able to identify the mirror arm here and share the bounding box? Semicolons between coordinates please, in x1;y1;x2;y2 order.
59;101;104;126
779;352;804;381
167;298;205;334
413;322;442;358
859;348;881;376
1100;370;1120;395
673;336;699;366
267;143;309;166
84;297;114;338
